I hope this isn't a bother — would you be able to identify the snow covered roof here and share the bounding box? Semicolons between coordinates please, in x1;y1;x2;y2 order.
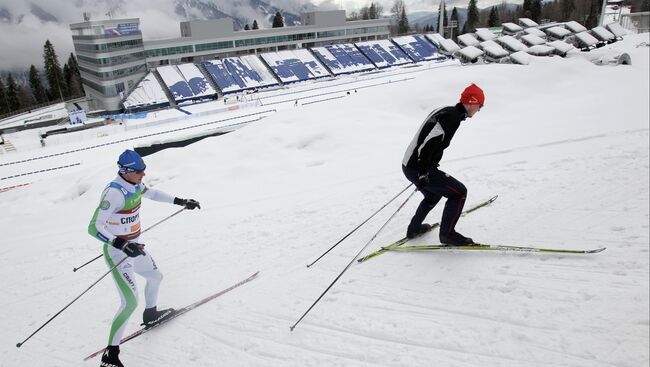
547;40;575;56
509;50;532;65
497;36;528;52
483;46;510;60
502;22;524;35
518;18;539;28
527;45;556;56
564;21;587;33
475;28;497;42
573;31;600;48
457;33;480;47
436;38;461;54
591;26;616;42
605;22;627;38
454;46;484;63
524;27;547;38
521;34;547;46
546;26;573;40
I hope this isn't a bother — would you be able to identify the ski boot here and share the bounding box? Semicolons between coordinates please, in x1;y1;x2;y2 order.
406;223;432;239
439;231;474;246
100;345;124;367
142;306;176;329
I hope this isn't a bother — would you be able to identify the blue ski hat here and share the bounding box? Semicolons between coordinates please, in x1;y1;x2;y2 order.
117;149;146;173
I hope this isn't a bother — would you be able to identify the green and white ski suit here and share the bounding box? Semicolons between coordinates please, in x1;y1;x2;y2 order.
88;175;175;346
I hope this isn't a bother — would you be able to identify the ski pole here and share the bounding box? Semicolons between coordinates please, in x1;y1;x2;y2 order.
17;255;130;348
73;208;185;272
290;188;417;331
306;183;413;268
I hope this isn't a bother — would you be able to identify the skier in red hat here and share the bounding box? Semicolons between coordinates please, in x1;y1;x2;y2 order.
402;83;485;245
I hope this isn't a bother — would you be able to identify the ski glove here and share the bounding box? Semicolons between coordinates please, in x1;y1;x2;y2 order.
112;238;146;257
416;174;429;189
174;197;201;210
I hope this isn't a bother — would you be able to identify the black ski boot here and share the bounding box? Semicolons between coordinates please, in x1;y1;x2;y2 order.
100;345;124;367
407;223;432;239
439;231;474;246
142;306;176;329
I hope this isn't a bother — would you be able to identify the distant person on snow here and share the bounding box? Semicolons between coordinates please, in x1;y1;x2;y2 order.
402;83;485;245
88;149;200;367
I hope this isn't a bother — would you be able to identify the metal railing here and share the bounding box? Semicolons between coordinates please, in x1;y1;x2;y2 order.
620;12;650;34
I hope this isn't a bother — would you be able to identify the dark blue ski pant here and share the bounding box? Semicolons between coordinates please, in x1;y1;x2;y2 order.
402;165;467;237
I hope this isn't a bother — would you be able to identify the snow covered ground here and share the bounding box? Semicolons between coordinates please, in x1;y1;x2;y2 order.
1;33;648;367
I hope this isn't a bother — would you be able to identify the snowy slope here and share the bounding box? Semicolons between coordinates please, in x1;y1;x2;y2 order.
1;34;649;367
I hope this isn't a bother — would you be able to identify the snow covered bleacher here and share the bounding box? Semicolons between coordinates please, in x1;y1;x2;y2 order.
497;36;528;53
605;22;627;40
311;44;375;75
502;22;524;36
591;26;616;43
564;21;588;33
524;27;547;38
391;34;447;62
475;28;497;42
176;63;216;99
355;39;412;68
457;33;481;47
203;56;279;94
518;18;539;28
260;49;330;84
157;65;195;102
454;46;484;63
546;26;573;41
123;72;169;110
547;40;575;56
425;33;461;55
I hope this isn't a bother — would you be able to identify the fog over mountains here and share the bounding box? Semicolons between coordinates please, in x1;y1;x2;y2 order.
0;0;325;71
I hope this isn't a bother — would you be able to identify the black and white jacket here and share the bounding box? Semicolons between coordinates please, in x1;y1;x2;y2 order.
402;103;468;176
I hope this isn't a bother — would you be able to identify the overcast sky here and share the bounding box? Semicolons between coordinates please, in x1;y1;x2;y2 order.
0;0;517;72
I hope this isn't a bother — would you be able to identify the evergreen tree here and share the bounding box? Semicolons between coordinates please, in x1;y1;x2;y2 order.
450;7;460;39
463;0;480;33
244;23;250;30
65;53;84;98
396;1;409;34
488;6;500;27
29;65;48;104
642;0;650;11
272;11;284;28
6;74;21;111
252;20;259;29
530;0;542;22
0;78;8;114
43;40;67;101
561;0;576;21
522;0;532;18
360;6;370;20
369;3;377;19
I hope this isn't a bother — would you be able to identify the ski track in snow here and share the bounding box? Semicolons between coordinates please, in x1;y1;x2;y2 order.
1;34;649;367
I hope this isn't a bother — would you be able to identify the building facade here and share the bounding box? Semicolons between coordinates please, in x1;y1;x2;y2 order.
70;11;390;112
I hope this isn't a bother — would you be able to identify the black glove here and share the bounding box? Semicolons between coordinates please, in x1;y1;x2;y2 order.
416;174;429;189
112;238;146;257
174;197;201;210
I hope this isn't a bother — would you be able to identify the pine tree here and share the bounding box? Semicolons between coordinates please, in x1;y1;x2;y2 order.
65;53;84;98
272;11;284;28
398;2;409;34
0;78;8;114
29;65;48;104
561;0;576;21
369;3;377;19
488;6;500;27
252;20;259;29
244;23;250;30
530;0;542;22
463;0;480;33
6;74;21;111
43;40;67;101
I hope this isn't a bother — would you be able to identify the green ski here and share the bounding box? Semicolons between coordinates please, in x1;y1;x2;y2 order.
357;195;498;263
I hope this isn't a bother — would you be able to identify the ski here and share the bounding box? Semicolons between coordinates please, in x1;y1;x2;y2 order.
83;271;259;361
357;195;498;263
384;244;606;254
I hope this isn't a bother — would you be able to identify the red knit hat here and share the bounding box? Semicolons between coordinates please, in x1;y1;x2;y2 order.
460;83;485;106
